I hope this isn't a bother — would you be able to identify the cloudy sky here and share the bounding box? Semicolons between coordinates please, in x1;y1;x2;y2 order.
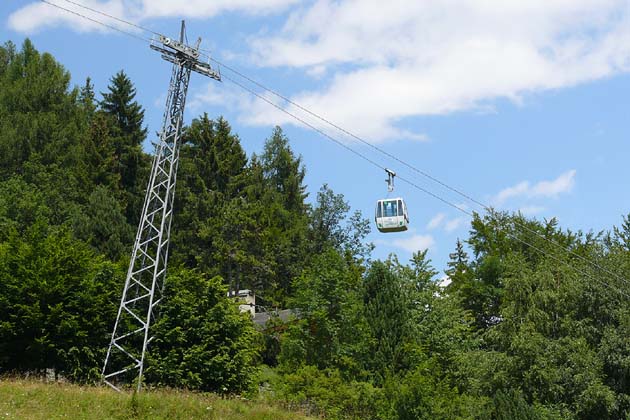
3;0;630;270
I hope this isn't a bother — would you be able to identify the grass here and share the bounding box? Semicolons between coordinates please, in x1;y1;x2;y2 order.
0;378;316;420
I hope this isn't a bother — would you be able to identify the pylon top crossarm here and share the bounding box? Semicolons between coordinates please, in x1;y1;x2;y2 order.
150;21;221;81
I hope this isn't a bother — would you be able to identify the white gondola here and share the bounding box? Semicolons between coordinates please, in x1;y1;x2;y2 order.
375;197;409;232
375;169;409;233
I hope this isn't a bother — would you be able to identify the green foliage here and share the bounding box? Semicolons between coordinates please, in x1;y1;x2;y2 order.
0;177;51;237
255;127;310;304
309;184;373;261
171;115;278;302
279;248;370;376
363;260;417;381
260;126;307;214
492;389;539;420
72;185;133;261
99;70;147;149
147;269;261;394
455;212;630;419
274;366;383;420
79;77;96;116
99;70;149;223
0;39;91;213
382;361;490;420
0;222;121;381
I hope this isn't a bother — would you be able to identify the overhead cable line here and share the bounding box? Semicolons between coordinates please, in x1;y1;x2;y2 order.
40;0;152;43
220;72;473;218
39;0;630;299
198;55;630;288
59;0;158;37
219;73;630;301
198;58;630;290
205;53;630;289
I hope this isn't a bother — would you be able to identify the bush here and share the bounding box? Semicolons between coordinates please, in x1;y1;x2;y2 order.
146;269;261;394
274;365;382;419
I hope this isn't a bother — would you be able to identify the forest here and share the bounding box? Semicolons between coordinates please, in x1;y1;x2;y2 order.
1;39;630;420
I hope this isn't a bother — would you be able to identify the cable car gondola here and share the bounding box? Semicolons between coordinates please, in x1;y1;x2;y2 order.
375;169;409;233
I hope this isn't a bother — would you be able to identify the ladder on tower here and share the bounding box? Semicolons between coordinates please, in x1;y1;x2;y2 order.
102;21;221;392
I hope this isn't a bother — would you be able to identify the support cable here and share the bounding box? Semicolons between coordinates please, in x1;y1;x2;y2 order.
58;0;160;36
40;0;152;43
220;72;630;300
201;54;629;290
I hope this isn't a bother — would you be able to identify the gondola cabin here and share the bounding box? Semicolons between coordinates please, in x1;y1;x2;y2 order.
375;197;409;233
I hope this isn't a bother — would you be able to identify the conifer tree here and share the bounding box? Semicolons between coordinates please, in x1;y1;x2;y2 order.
172;114;250;270
261;126;307;214
258;127;309;303
445;238;473;293
79;76;96;116
100;70;147;148
0;41;15;75
99;70;149;222
363;260;416;383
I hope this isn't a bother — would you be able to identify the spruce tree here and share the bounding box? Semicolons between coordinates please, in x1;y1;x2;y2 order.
171;114;260;290
99;70;147;148
79;76;96;116
363;260;415;383
261;126;307;214
180;114;247;197
99;70;149;223
258;127;309;303
445;238;473;292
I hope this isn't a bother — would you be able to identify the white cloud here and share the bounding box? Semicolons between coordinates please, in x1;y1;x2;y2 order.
391;234;435;253
519;205;545;215
12;1;630;143
244;0;630;141
426;212;466;233
8;1;133;34
426;213;446;230
493;169;576;205
187;81;247;113
8;0;298;34
530;170;577;197
494;181;530;205
140;0;299;19
445;217;465;233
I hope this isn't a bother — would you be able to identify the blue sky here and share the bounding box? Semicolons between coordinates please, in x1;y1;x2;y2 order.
3;0;630;275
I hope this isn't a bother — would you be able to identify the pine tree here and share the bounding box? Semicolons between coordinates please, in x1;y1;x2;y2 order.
172;114;250;269
363;260;416;383
0;39;94;214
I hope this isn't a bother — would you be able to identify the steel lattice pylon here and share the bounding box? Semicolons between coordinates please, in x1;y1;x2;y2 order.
102;21;220;392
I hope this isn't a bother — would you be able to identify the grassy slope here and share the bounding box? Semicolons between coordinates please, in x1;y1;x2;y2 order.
0;379;313;420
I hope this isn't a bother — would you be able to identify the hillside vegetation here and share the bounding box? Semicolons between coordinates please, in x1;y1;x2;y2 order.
1;39;630;419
